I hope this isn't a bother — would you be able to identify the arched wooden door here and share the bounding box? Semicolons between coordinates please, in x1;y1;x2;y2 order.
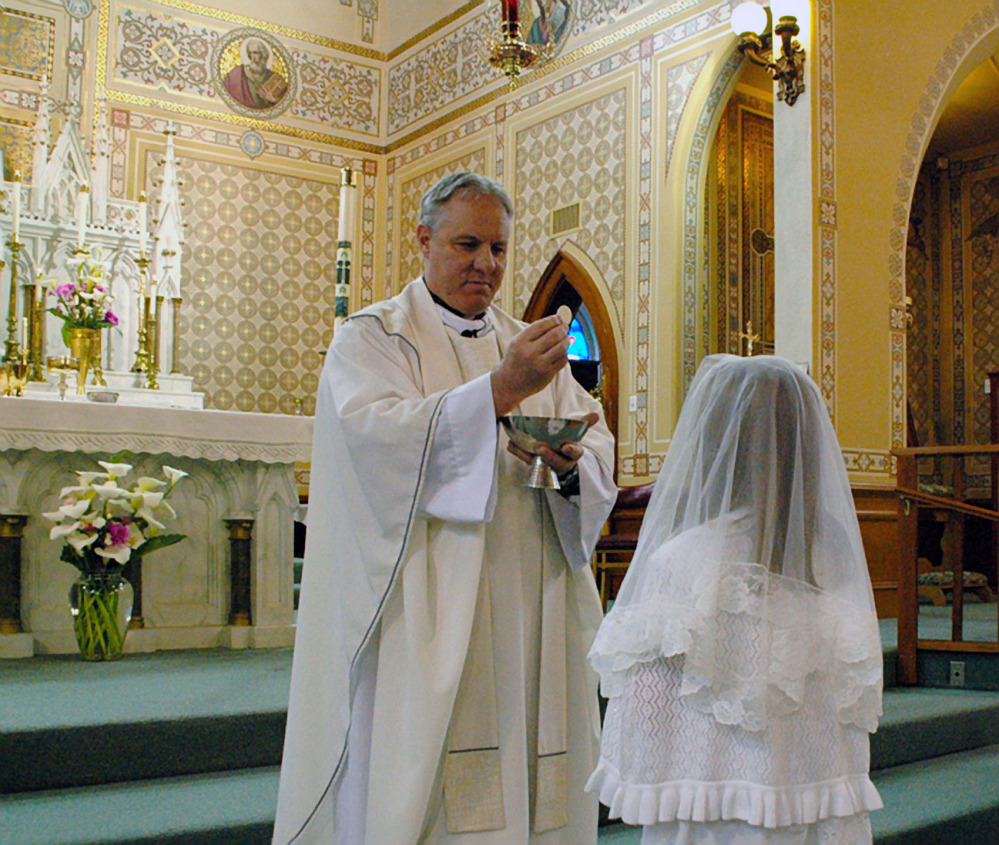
523;251;619;460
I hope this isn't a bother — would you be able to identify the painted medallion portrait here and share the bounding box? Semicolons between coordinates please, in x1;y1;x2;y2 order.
214;28;294;119
524;0;573;55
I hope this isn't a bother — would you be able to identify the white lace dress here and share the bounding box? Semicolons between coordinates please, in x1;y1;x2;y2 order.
587;523;883;844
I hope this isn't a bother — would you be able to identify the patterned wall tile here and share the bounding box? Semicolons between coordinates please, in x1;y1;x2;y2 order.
512;88;628;320
168;154;339;415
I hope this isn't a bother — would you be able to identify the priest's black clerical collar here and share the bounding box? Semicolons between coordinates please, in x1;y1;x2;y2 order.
428;288;486;321
426;282;492;338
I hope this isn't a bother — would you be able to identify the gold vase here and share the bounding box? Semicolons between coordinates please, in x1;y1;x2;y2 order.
67;327;99;395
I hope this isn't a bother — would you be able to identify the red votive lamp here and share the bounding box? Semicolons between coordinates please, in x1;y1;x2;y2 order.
501;0;519;24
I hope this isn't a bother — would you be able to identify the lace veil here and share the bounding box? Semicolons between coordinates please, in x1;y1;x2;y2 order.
589;354;883;732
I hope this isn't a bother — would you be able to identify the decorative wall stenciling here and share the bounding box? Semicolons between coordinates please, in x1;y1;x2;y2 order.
214;28;293;117
0;8;56;82
0;121;33;181
387;12;495;136
905;178;935;448
111;7;380;138
665;53;709;173
115;9;218;97
513;88;628;325
289;50;378;135
172;155;339;415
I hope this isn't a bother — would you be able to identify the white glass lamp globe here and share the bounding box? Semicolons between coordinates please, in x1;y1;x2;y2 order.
730;1;767;36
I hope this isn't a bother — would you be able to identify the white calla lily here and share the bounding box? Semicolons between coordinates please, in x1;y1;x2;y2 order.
97;461;132;479
95;544;132;564
90;482;124;499
68;532;98;552
50;522;83;539
139;491;165;509
157;501;177;520
76;471;108;485
59;485;93;499
136;506;166;532
163;466;188;485
59;500;91;519
135;476;166;491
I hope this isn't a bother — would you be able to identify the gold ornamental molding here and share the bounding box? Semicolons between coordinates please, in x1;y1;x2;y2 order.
95;0;708;156
95;1;383;153
154;0;382;60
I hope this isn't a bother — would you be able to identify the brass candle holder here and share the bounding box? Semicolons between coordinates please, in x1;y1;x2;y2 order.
131;256;151;374
24;281;45;381
144;295;161;391
3;239;22;365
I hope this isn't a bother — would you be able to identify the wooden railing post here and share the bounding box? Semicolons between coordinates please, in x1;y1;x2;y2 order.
896;453;919;685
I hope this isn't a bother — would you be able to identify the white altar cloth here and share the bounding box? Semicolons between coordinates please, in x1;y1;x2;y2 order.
0;397;313;658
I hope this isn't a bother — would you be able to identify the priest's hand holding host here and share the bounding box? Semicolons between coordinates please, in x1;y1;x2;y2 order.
273;172;618;844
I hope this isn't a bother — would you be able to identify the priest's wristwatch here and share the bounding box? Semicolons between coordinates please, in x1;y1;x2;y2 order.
556;466;580;497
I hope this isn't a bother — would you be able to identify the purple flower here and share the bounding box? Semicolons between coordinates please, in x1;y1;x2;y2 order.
107;521;131;546
55;283;77;298
105;310;119;326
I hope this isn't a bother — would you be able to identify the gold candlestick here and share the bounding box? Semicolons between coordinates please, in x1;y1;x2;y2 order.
3;239;22;364
143;295;160;390
131;256;151;373
24;280;45;381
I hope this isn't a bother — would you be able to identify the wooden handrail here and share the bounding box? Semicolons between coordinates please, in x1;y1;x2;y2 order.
896;487;999;522
892;444;999;457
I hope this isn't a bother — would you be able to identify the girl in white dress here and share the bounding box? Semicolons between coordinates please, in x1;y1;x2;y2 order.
587;355;884;844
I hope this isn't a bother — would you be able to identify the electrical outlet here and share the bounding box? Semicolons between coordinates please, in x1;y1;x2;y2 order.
629;395;637;413
950;660;965;687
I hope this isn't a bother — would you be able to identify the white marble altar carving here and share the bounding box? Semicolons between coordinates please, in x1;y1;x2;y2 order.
0;398;312;658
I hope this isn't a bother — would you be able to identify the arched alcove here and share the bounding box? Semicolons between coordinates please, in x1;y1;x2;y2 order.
522;250;620;471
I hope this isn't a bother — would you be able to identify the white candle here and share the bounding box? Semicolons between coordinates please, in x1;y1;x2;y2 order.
138;191;148;256
11;170;21;241
76;183;89;248
337;167;355;244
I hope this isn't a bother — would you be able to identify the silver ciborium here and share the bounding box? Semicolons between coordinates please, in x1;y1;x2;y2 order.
500;415;591;489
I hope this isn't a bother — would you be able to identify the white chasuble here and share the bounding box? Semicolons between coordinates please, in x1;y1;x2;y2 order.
273;279;616;845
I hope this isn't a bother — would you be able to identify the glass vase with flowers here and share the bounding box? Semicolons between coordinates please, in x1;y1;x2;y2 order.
43;460;187;660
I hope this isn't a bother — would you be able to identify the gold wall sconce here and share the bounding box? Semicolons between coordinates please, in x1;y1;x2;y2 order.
730;1;807;106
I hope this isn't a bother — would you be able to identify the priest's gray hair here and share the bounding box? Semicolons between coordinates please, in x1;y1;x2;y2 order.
419;172;514;231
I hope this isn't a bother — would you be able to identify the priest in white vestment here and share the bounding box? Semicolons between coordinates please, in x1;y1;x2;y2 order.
273;172;618;844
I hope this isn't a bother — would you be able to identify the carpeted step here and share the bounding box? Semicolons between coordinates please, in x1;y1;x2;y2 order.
871;742;999;844
0;649;291;793
0;766;279;845
873;686;999;771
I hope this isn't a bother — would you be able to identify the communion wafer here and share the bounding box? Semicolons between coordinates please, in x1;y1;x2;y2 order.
556;305;572;325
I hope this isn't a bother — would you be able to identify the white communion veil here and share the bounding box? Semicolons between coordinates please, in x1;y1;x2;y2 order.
588;355;883;822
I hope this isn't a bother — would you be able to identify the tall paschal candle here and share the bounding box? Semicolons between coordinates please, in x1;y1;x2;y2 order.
502;0;519;24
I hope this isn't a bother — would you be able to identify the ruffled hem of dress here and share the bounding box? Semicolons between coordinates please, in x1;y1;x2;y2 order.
584;757;884;829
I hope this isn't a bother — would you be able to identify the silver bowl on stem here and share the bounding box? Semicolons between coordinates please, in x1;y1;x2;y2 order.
500;415;590;489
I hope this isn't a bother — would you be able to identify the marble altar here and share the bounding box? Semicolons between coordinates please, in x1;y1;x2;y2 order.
0;397;312;658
